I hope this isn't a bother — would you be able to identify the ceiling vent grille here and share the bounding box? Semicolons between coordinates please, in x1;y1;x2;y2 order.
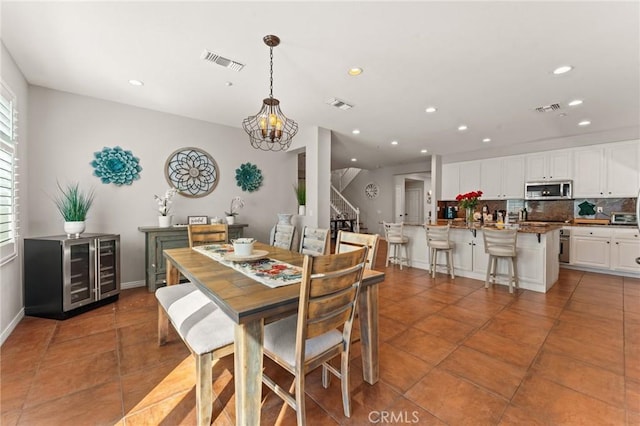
325;98;354;110
535;103;561;113
201;50;245;72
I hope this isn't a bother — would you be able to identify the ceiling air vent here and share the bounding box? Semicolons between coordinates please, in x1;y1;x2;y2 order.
535;103;561;113
325;97;354;110
201;50;245;72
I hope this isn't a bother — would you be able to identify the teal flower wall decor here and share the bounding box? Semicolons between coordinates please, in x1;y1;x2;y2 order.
235;163;263;192
91;146;142;185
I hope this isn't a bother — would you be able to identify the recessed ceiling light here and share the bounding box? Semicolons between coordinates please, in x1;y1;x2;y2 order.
482;138;491;143
458;125;468;131
425;106;437;113
420;149;428;154
391;140;398;145
578;120;591;126
352;129;360;135
553;65;573;75
568;99;583;106
348;67;363;76
128;79;144;86
351;158;357;162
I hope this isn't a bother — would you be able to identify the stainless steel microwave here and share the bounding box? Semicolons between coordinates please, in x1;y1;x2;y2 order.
525;180;572;200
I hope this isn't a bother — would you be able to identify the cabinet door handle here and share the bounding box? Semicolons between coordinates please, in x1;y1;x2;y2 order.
616;242;619;245
607;241;610;244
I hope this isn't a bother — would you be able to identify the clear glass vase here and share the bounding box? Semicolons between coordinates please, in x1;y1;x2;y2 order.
466;207;474;226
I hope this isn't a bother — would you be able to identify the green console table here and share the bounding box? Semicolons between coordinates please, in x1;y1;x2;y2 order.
138;224;248;291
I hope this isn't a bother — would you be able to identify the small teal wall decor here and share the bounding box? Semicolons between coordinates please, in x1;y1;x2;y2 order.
235;162;263;192
91;146;142;185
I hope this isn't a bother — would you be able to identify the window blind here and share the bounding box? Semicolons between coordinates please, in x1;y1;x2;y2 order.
0;81;18;264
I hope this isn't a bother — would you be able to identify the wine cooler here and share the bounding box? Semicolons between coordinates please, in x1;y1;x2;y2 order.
24;233;120;319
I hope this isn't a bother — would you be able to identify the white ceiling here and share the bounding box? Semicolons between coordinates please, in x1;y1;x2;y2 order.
2;1;639;170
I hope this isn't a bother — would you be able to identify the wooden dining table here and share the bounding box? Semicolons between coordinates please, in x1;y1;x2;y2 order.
163;242;385;426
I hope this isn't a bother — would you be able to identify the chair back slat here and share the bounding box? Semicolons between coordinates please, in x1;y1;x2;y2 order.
299;226;330;255
188;224;228;248
298;247;367;341
425;224;451;245
383;222;404;240
272;224;296;250
335;231;379;270
482;228;518;256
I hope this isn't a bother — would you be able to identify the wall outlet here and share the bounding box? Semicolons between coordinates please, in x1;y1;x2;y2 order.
597;206;603;213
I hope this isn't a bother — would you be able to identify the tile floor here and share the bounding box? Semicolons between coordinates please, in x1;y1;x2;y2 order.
2;244;639;425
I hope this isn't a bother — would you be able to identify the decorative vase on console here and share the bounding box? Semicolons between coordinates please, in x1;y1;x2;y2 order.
54;182;95;238
155;188;178;228
225;196;244;226
456;190;483;227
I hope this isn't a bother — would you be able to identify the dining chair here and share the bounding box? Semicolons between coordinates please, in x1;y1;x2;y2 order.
271;223;296;250
298;226;330;255
425;224;455;278
382;222;410;269
155;284;234;426
335;230;379;270
482;227;519;293
262;246;369;425
188;223;228;247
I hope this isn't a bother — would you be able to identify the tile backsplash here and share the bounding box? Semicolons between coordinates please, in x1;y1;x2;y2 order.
439;198;637;222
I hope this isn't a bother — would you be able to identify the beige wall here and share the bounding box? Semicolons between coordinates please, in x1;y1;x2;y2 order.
26;86;303;286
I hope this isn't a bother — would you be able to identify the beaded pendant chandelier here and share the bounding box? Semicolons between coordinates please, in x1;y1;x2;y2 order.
242;35;298;152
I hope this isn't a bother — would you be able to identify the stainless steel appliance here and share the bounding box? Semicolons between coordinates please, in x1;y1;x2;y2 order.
525;180;572;200
610;212;638;226
24;233;120;319
559;228;570;264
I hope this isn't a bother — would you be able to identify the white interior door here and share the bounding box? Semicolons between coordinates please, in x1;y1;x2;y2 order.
404;187;422;223
395;179;405;222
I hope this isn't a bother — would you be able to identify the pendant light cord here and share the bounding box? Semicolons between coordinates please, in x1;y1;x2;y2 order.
269;46;274;99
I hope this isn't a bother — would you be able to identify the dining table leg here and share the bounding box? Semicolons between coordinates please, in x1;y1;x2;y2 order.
358;283;379;384
234;319;264;426
165;258;179;285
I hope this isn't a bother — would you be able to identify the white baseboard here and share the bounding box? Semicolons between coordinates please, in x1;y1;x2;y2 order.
121;280;146;290
1;307;24;347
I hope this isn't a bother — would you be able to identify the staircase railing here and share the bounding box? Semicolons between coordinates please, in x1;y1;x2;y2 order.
330;184;360;233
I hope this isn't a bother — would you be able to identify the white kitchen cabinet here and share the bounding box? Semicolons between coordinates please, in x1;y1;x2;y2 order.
525;150;572;182
450;229;487;274
442;163;460;201
441;161;481;201
611;229;640;273
573;141;640;198
481;156;525;199
459;160;482;195
570;226;640;274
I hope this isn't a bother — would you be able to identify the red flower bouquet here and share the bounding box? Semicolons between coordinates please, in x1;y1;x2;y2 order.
456;190;483;210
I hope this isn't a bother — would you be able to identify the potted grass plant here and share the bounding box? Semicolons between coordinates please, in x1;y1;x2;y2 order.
54;182;95;237
293;181;306;215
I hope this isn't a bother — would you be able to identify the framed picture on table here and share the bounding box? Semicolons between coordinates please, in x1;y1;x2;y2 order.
188;216;209;225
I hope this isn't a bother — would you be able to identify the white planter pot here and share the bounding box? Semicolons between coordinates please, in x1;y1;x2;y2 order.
64;221;85;238
226;216;235;225
298;205;306;216
158;215;172;228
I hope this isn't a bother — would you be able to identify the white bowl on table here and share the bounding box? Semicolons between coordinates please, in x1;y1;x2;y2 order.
232;238;256;256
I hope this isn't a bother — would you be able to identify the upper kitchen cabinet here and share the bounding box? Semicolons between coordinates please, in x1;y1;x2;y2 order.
525;150;572;182
573;140;640;198
480;156;525;199
442;161;481;200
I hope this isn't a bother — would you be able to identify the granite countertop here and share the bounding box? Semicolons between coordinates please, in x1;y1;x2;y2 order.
433;219;562;234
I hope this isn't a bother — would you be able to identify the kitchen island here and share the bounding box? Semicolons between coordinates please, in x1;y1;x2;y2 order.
400;221;561;293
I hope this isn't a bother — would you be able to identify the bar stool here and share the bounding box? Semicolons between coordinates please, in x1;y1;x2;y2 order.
383;222;410;269
425;224;455;279
482;228;519;293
